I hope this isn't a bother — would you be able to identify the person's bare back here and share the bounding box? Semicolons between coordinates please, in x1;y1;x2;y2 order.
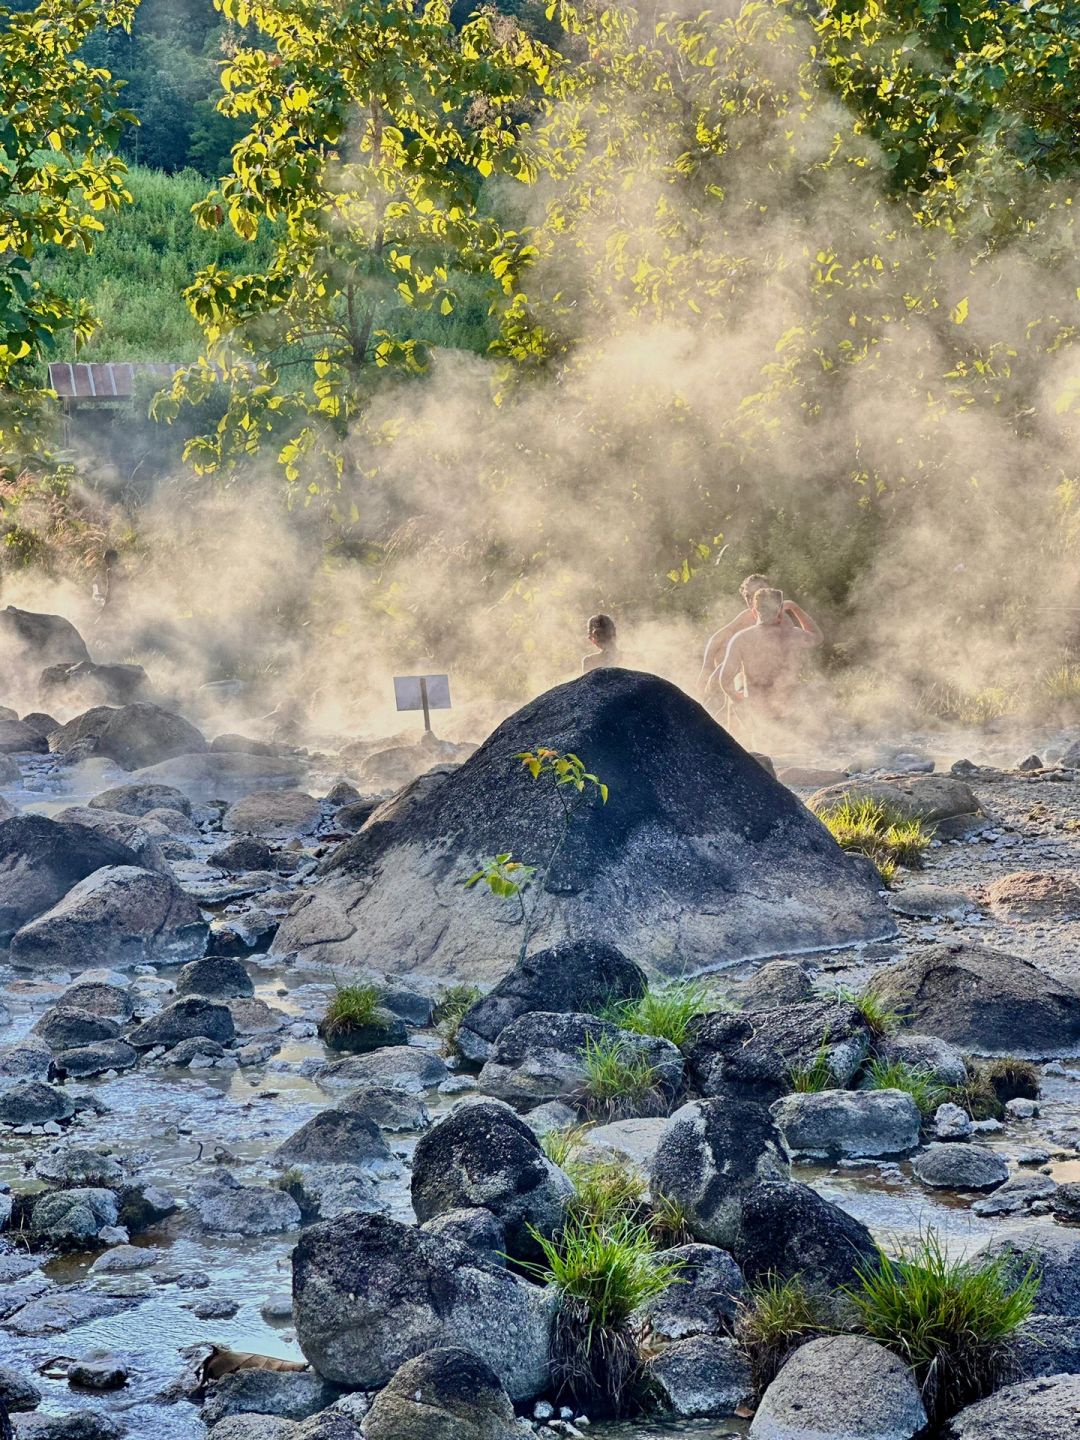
718;588;822;717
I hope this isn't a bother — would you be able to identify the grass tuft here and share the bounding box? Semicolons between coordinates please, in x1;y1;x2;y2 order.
601;980;714;1048
433;983;482;1056
580;1033;667;1120
320;981;382;1039
788;1033;834;1093
736;1273;825;1395
568;1159;646;1225
985;1057;1040;1105
817;797;933;882
863;1057;947;1116
647;1189;695;1247
846;1232;1038;1422
833;984;902;1038
946;1061;1004;1121
541;1124;587;1170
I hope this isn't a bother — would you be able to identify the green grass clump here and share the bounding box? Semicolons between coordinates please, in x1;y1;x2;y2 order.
433;983;482;1056
569;1159;646;1225
601;980;714;1048
648;1190;695;1247
736;1274;825;1394
541;1124;587;1170
864;1057;947;1116
788;1034;834;1093
946;1061;1004;1121
580;1034;667;1120
523;1212;683;1417
320;981;382;1038
846;1233;1038;1422
816;797;933;882
1043;663;1080;704
834;984;902;1039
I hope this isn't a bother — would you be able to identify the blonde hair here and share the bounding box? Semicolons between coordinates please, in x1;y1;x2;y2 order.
740;573;771;605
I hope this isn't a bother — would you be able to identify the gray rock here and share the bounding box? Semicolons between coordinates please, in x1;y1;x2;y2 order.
934;1102;974;1140
0;814;139;945
276;1108;392;1169
739;960;815;1010
11;864;208;972
49;701;206;770
57;976;135;1021
647;1335;752;1419
67;1353;128;1390
1013;1316;1080;1380
912;1143;1009;1191
89;1245;162;1274
0;1363;42;1411
411;1099;574;1260
971;1172;1057;1217
574;1115;667;1180
210;836;275;872
456;940;646;1062
90;783;191;817
33;1006;121;1051
419;1207;507;1265
980;1224;1080;1316
13;1413;122;1439
316;1048;448;1095
336;1085;428;1132
225;790;321;836
35;1147;122;1189
636;1244;744;1340
4;1289;132;1337
878;1032;969;1087
0;1037;52;1082
202;1370;338;1424
650;1098;787;1248
317;1006;407;1055
478;1011;683;1108
291;1211;554;1400
190;1177;301;1236
30;1188;120;1249
52;804;170;873
888;885;972;920
207;1418;296;1440
869;943;1080;1059
55;1040;139;1077
809;774;979;823
687;1001;871;1102
175;955;254;999
362;1346;523;1440
772;1089;921;1159
1050;1182;1080;1222
749;1335;928;1440
944;1373;1080;1439
128;997;235;1048
0;1081;74;1126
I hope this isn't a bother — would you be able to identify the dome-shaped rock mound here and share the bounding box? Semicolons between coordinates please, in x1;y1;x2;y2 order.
274;669;892;980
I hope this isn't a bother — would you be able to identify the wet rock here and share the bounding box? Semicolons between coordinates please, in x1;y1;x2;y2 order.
772;1089;921;1159
411;1099;574;1260
67;1353;128;1390
0;815;140;944
12;1413;123;1439
210;836;275;872
55;1040;139;1077
987;870;1080;920
4;1289;133;1337
202;1370;339;1424
647;1335;752;1419
293;1416;362;1440
478;1011;683;1108
0;793;16;822
40;659;147;708
50;702;206;771
0;1036;52;1082
207;1421;296;1440
739;960;815;1011
0;1364;42;1411
650;1098;787;1248
1050;1182;1080;1222
276;1108;392;1169
33;1006;121;1051
749;1335;927;1439
912;1143;1009;1191
0;1081;74;1126
317;1007;408;1055
933;1102;975;1140
189;1295;240;1318
336;1085;428;1132
809;774;979;823
0;720;47;755
19;712;59;739
286;671;891;977
943;1373;1080;1439
686;1001;872;1102
636;1244;744;1340
35;1147;122;1188
877;1032;968;1087
159;1036;227;1068
89;1244;162;1274
982;1224;1080;1315
419;1207;506;1265
362;1346;522;1440
91;783;192;817
128;996;235;1048
228;997;290;1037
316;1047;448;1095
58;975;135;1021
292;1211;554;1400
283;1162;382;1222
869;943;1080;1058
175;955;254;999
225;790;321;836
11;865;208;972
29;1188;120;1249
52;805;169;873
972;1172;1057;1217
456;940;646;1062
190;1175;301;1236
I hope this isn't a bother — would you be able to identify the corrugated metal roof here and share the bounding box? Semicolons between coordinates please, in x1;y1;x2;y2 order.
48;362;183;401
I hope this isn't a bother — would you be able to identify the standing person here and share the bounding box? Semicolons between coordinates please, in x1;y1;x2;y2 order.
699;573;773;696
715;587;822;731
582;613;620;672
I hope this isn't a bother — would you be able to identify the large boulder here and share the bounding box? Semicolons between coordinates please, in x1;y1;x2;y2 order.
456;940;646;1061
686;1000;872;1102
635;1243;744;1340
89;783;191;817
868;943;1080;1058
0;1081;74;1126
771;1089;922;1159
33;1007;121;1051
980;1224;1080;1316
273;670;891;978
912;1143;1009;1192
39;660;147;709
944;1373;1080;1439
411;1100;574;1260
749;1335;928;1439
646;1335;752;1419
127;996;235;1047
292;1212;553;1400
224;790;322;836
10;865;208;971
650;1097;788;1248
129;750;301;799
0;815;140;944
276;1108;392;1169
49;702;206;771
0;604;89;672
361;1347;523;1440
28;1187;119;1249
52;805;168;873
477;1011;683;1108
0;720;47;755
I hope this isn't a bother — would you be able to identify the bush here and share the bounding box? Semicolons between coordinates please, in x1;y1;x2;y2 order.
601;979;715;1048
320;981;382;1039
524;1212;683;1417
863;1057;947;1116
845;1233;1038;1422
579;1034;668;1120
817;797;933;882
736;1274;825;1395
433;983;482;1056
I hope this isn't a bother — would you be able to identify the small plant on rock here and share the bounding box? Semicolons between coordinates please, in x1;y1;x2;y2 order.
736;1273;826;1395
542;1124;587;1170
580;1033;667;1120
833;984;902;1039
319;981;382;1040
648;1189;695;1247
464;749;608;964
864;1057;947;1117
817;797;932;882
569;1159;645;1225
523;1212;683;1418
602;979;715;1048
788;1033;834;1094
845;1232;1038;1422
433;983;482;1056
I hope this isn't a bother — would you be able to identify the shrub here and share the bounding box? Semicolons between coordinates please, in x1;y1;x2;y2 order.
580;1034;667;1120
863;1057;947;1117
320;981;382;1039
985;1057;1040;1105
433;983;482;1056
602;979;715;1048
845;1233;1039;1422
736;1274;825;1395
817;797;933;881
523;1212;683;1417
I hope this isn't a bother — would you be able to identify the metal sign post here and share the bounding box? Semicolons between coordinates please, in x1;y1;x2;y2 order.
393;674;452;733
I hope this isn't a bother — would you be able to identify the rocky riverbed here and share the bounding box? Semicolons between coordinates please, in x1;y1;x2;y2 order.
1;634;1080;1440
